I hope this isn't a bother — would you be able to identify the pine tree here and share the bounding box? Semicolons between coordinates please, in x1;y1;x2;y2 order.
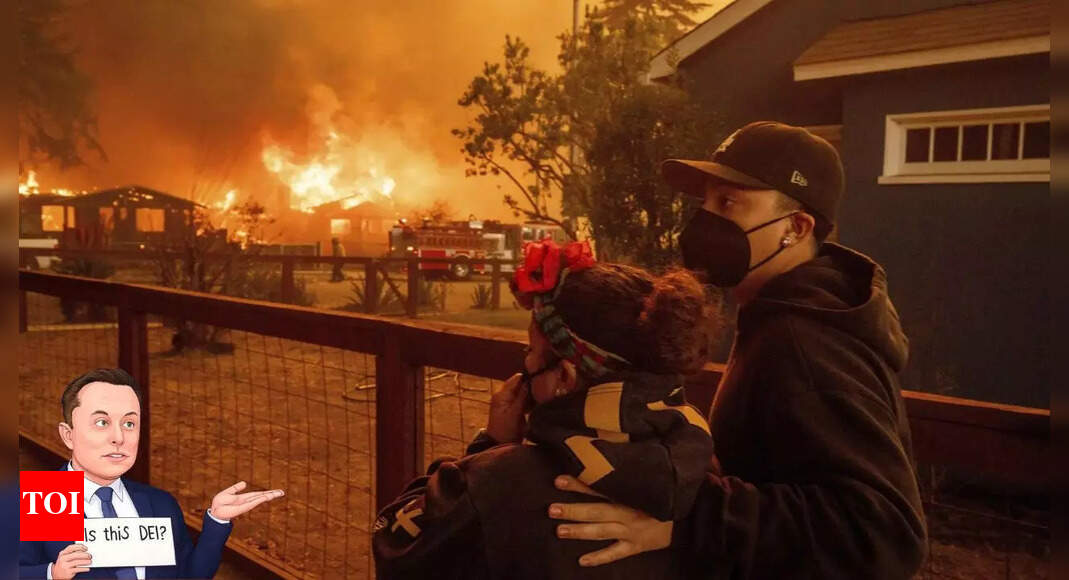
599;0;712;38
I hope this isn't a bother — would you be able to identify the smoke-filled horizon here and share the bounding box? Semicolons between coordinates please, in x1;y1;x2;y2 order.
29;0;725;226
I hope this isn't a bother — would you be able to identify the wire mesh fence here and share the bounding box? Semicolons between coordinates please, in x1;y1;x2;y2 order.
423;370;494;465
147;328;379;578
915;465;1049;579
18;291;119;442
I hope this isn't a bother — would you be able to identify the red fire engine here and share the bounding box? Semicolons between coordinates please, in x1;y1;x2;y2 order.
388;218;567;280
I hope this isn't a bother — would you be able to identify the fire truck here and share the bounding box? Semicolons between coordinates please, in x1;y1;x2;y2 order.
388;218;567;280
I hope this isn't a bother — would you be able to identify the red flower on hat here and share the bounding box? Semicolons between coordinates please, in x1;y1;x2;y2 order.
511;239;594;306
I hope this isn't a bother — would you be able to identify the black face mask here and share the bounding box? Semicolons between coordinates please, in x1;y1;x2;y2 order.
679;209;799;287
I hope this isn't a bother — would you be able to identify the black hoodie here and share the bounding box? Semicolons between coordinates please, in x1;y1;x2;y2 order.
675;243;927;580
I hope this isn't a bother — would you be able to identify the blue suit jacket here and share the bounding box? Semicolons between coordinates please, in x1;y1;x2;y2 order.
19;470;232;579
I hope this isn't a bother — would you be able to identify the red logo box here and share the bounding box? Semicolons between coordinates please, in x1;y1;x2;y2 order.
20;471;85;542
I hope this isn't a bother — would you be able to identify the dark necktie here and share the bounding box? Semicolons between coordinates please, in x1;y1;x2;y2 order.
94;486;139;579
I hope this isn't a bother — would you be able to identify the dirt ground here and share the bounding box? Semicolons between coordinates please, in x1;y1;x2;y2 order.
17;290;1049;579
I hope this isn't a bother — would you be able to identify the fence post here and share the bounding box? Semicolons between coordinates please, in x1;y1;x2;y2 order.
406;258;419;318
375;330;425;511
491;262;501;310
364;260;379;314
280;257;295;304
118;303;150;484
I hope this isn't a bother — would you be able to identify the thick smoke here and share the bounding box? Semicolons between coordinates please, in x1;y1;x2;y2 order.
37;0;576;222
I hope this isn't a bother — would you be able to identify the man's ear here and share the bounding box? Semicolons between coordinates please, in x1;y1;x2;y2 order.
58;422;75;451
790;212;816;243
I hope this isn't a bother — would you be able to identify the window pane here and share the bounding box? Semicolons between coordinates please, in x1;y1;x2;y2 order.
961;125;988;160
330;218;351;235
991;123;1020;160
135;208;165;232
933;126;958;162
41;205;65;232
905;128;930;163
1022;121;1050;159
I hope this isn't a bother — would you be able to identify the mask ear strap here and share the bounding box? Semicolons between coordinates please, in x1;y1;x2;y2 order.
747;243;789;273
745;211;801;273
743;211;799;234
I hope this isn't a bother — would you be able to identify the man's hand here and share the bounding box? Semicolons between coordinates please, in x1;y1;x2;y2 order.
52;543;91;579
209;481;285;521
549;475;673;567
486;373;528;444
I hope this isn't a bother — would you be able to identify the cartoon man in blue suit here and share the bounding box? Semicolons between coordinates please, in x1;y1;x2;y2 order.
19;368;285;579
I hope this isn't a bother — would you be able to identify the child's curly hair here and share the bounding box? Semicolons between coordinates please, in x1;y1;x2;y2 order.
548;263;716;376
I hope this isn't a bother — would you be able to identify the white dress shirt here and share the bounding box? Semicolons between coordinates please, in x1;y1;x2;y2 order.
46;462;229;579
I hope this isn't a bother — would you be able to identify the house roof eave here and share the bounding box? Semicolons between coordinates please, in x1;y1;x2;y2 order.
648;0;776;80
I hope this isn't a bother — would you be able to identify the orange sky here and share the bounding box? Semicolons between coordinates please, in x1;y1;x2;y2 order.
30;1;728;224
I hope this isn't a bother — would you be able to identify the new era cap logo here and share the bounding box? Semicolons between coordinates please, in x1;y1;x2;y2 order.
790;170;808;187
715;130;741;154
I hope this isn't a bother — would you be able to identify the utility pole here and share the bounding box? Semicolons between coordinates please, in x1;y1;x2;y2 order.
569;1;580;181
566;1;582;241
570;0;580;170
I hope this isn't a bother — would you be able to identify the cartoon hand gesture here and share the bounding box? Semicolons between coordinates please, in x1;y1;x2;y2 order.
209;481;284;521
52;543;91;579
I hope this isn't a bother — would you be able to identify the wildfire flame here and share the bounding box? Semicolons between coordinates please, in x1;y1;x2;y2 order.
261;84;443;215
214;189;237;212
19;170;83;197
261;139;398;213
209;188;257;246
18;171;39;195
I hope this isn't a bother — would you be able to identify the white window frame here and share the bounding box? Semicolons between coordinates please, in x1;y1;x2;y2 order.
880;104;1049;184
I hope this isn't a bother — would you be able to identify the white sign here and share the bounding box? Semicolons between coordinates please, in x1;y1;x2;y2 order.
82;517;176;568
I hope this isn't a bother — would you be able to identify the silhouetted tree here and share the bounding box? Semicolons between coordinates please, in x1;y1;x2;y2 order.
18;0;105;169
601;0;711;38
455;7;720;266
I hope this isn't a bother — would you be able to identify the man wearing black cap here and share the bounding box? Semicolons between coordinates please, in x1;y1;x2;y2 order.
548;122;927;579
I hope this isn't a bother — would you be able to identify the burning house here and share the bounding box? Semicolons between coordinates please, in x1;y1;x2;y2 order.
308;197;397;257
19;182;201;249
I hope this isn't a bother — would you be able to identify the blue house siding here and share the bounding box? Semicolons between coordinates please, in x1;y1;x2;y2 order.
679;0;842;136
675;0;999;141
837;54;1049;406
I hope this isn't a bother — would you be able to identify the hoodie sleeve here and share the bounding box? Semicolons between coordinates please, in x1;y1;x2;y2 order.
675;317;927;580
372;458;488;580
